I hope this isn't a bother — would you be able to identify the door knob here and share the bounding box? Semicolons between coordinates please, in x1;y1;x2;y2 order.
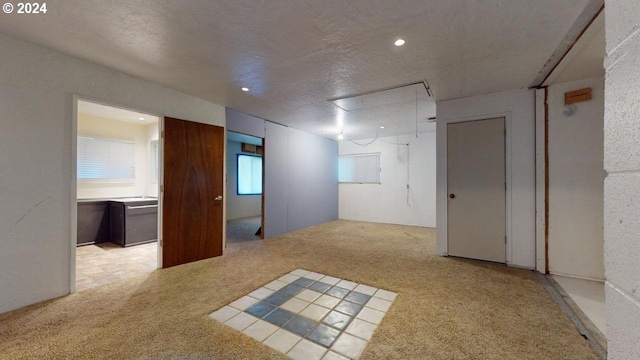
449;193;455;199
214;195;223;201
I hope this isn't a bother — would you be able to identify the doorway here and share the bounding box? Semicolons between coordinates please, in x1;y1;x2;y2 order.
447;117;506;263
226;131;264;244
74;99;160;291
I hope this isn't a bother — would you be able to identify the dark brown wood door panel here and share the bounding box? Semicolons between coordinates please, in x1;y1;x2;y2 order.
162;117;224;268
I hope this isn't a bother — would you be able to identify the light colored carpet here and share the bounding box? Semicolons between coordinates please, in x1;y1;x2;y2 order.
226;216;262;244
0;220;597;359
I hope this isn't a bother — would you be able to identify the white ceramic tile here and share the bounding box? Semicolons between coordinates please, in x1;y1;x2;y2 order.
224;312;259;331
356;307;385;325
248;287;275;300
281;298;311;314
345;318;377;341
365;297;392;313
208;306;240;323
242;320;279;342
314;294;341;309
296;289;323;302
353;284;377;296
331;333;368;359
300;303;331;321
279;274;301;283
229;296;259;311
336;280;358;290
373;289;397;301
263;328;302;353
322;351;350;360
304;271;325;281
264;279;288;291
287;338;327;360
318;275;341;286
291;269;311;277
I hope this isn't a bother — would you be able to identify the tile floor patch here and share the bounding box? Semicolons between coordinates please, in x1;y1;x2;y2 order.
229;295;259;311
249;287;275;300
243;320;279;342
353;284;377;296
323;351;350;360
209;269;396;359
281;298;311;314
288;338;327;360
314;294;341;309
366;297;392;312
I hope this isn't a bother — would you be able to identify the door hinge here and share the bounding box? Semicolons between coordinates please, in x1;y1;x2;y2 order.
159;239;163;247
505;236;507;244
161;130;165;139
160;185;164;192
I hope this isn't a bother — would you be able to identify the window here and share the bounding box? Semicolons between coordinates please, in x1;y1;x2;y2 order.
338;153;381;184
77;136;135;180
237;154;262;195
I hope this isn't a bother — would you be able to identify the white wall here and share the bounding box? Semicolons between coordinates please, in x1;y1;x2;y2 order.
338;132;436;227
604;3;640;358
76;114;149;199
226;140;262;220
436;89;536;269
0;34;225;314
264;123;339;238
286;127;339;233
227;112;339;239
547;77;604;281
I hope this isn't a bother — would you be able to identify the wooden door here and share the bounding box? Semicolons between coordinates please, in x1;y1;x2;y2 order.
447;117;506;263
162;117;224;268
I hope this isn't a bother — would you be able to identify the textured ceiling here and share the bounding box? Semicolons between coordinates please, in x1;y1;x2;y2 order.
0;0;593;139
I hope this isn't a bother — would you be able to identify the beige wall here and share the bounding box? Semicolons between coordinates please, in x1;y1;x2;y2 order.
76;114;152;199
0;33;226;313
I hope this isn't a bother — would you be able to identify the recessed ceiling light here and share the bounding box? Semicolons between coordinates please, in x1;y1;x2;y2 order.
241;87;250;92
138;117;145;121
380;126;385;129
394;39;405;47
337;133;344;140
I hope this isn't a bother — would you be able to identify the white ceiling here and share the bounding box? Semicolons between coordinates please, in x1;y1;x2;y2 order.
544;12;605;85
0;0;595;139
78;100;159;125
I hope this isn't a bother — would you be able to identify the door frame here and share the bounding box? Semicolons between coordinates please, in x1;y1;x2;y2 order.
437;112;513;264
224;130;266;243
70;94;164;293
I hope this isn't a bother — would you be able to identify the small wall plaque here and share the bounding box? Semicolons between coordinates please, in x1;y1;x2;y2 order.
565;87;592;105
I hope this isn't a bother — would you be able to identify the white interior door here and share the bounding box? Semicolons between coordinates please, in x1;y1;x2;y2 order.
447;117;506;263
